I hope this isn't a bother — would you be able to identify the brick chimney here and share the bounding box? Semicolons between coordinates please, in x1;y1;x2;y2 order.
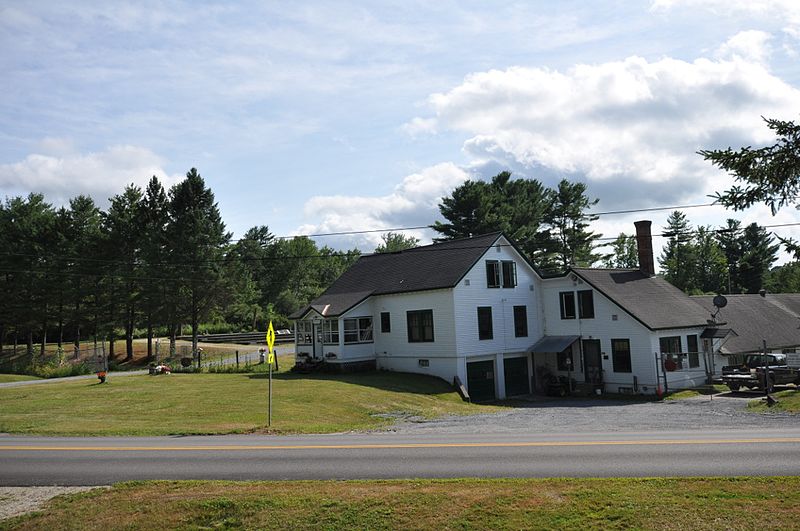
634;220;655;276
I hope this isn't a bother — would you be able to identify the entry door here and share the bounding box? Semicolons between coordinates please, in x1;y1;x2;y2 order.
312;322;324;359
582;339;602;384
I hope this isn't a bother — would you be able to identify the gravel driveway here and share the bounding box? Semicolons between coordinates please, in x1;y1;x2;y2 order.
388;393;798;434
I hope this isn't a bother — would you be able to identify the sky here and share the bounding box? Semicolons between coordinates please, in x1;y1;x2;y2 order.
2;0;800;266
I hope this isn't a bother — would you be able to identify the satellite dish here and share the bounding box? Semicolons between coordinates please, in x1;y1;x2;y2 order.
713;295;728;309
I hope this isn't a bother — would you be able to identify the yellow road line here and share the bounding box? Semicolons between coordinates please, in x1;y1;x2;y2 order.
1;438;799;451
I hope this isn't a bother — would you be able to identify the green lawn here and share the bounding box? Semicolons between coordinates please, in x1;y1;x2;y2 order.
748;389;800;413
0;368;500;436
664;384;728;400
5;478;800;530
0;374;40;383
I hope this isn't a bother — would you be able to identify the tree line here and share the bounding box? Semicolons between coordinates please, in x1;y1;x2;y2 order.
0;169;359;363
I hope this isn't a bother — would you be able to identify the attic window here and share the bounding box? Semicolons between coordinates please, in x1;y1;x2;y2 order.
464;279;471;286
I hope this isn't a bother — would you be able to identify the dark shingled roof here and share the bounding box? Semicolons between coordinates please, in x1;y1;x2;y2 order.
765;293;800;317
692;294;800;354
290;232;504;318
571;268;711;330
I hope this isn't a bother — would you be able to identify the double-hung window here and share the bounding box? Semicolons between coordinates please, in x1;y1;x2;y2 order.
501;261;517;288
380;312;391;333
477;307;493;340
407;310;434;342
559;291;576;320
577;290;594;319
344;317;373;344
486;261;501;288
611;338;632;373
513;305;528;337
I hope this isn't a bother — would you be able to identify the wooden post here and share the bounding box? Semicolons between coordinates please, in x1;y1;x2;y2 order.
236;350;239;368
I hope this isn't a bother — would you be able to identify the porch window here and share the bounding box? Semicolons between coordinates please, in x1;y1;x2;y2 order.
344;317;373;344
407;309;434;343
559;291;576;319
611;338;632;373
296;321;312;345
686;334;699;368
477;306;493;340
322;319;339;344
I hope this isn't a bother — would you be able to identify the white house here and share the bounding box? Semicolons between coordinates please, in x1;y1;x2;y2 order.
291;222;734;400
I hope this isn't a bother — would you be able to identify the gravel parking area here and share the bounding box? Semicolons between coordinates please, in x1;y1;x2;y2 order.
388;392;797;434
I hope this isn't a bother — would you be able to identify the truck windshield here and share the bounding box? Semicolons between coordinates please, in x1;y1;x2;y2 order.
744;355;785;368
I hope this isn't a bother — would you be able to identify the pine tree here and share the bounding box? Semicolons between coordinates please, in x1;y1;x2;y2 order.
693;226;728;294
167;168;231;362
543;179;601;270
602;233;638;268
658;211;697;292
738;223;779;293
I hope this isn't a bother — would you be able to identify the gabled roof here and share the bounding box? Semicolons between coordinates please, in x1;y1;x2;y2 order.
291;232;512;318
571;268;711;330
764;293;800;317
692;294;800;354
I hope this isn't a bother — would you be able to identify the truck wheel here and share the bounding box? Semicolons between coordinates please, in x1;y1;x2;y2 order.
727;383;740;391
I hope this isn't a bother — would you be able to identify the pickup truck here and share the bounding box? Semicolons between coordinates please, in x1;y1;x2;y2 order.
721;353;800;391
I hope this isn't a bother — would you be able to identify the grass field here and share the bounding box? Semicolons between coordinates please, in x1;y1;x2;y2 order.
0;374;40;383
748;389;800;413
0;363;499;436
4;477;800;530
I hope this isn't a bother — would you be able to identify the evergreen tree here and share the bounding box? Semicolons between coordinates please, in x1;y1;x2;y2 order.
716;219;743;294
167;168;230;361
602;233;638;269
738;223;779;293
692;226;728;294
658;211;697;292
140;177;170;360
543;179;601;270
64;195;103;357
433;171;605;272
104;185;145;361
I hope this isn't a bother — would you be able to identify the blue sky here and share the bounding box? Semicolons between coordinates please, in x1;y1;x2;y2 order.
2;1;800;261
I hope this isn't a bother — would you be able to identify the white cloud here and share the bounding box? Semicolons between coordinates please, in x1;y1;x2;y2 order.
296;162;470;249
406;55;800;208
715;30;773;63
0;145;183;206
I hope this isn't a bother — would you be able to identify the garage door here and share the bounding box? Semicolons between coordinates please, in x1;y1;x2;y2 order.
504;356;529;397
467;360;496;402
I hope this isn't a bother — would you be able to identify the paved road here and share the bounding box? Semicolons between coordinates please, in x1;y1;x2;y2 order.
2;429;799;485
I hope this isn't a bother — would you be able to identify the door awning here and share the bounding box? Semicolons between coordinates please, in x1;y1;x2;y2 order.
700;328;737;339
529;335;580;353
